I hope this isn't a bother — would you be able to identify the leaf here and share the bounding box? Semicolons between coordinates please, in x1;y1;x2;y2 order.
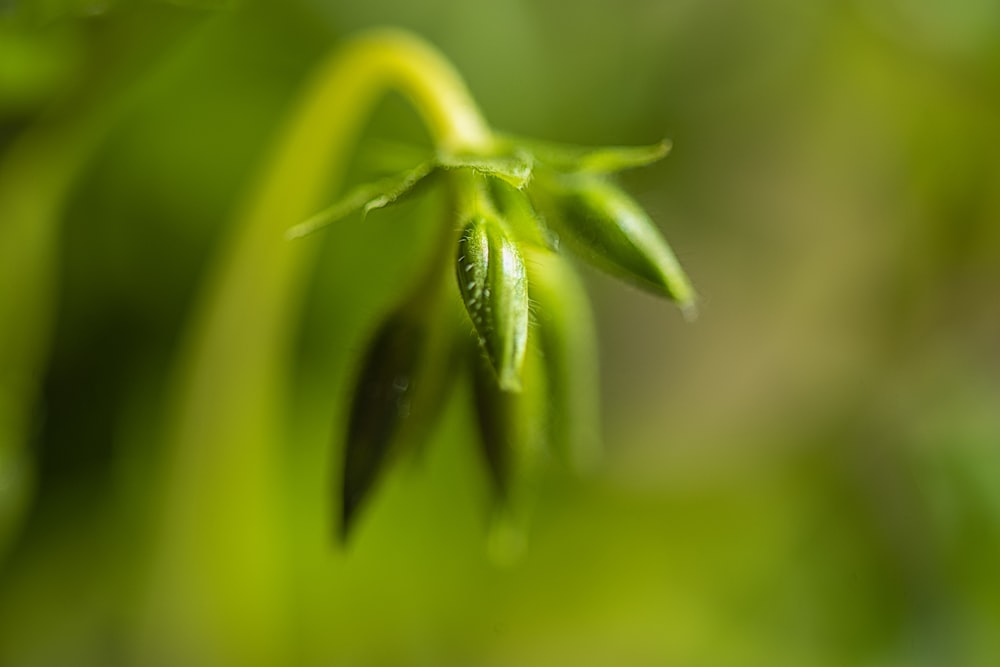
502;135;670;173
286;161;436;239
287;151;534;240
455;215;529;391
362;161;437;215
538;174;696;314
574;140;671;172
438;151;533;189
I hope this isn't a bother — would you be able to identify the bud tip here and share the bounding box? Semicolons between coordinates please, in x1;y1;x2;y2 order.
498;368;523;393
680;300;699;323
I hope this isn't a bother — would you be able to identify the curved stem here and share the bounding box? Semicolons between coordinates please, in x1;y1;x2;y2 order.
140;30;493;664
332;29;494;153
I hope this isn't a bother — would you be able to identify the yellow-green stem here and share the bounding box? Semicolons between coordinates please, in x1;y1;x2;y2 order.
138;29;493;665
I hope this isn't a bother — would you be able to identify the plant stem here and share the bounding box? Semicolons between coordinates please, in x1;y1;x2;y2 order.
140;29;493;664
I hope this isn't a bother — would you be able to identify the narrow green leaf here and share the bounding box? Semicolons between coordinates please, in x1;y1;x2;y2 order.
287;161;435;239
362;161;436;214
438;151;533;189
575;140;671;172
539;174;696;313
455;215;529;391
503;135;670;173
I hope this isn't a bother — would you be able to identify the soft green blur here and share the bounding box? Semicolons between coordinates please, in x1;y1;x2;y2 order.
2;0;999;665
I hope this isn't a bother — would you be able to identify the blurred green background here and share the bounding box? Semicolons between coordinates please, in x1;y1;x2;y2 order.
2;0;1000;665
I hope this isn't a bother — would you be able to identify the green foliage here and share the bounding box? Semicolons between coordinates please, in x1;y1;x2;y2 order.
296;137;692;535
2;2;1000;666
285;87;693;536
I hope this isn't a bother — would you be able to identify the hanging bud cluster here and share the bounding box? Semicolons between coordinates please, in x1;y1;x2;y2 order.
289;135;696;541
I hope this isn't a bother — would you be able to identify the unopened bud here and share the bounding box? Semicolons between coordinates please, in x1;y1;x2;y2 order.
523;248;602;472
542;175;696;314
455;215;529;391
340;291;459;540
470;340;547;563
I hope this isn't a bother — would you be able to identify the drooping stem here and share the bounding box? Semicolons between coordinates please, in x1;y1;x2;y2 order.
139;29;494;665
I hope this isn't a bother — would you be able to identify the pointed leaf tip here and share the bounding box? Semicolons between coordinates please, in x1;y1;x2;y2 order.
500;135;671;174
575;139;672;172
287;161;436;239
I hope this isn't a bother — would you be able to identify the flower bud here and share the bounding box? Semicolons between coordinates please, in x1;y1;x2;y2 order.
455;215;529;391
340;294;459;539
541;175;696;314
470;340;547;563
523;248;602;472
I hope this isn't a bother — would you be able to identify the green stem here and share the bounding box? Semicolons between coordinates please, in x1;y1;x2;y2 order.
139;29;493;664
